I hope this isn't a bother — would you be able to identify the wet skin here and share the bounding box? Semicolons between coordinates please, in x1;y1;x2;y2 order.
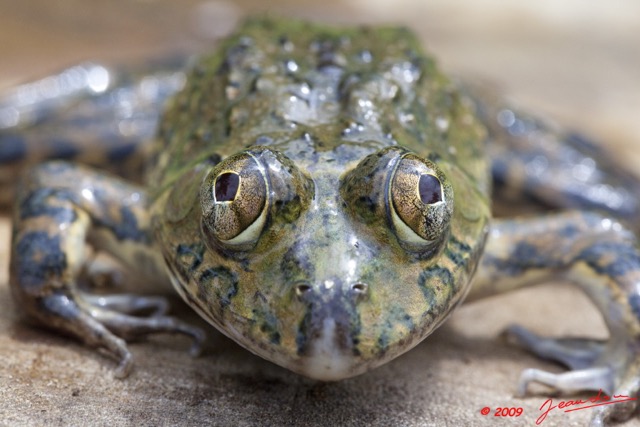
5;18;640;426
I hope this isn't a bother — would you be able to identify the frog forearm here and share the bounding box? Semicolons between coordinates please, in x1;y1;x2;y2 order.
10;161;204;375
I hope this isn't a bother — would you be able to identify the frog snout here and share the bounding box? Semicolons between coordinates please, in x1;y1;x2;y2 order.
292;277;369;381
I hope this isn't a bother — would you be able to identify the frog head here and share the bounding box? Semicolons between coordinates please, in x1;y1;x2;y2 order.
161;144;485;380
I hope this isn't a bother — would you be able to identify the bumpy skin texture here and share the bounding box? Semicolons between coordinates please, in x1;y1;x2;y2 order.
6;17;640;426
151;19;489;379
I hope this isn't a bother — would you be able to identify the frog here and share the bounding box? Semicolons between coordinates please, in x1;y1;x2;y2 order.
4;17;640;426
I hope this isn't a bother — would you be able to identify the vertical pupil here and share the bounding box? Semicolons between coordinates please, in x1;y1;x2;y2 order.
419;174;442;204
214;172;240;202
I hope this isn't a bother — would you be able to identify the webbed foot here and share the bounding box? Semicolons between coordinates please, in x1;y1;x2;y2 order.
506;324;639;425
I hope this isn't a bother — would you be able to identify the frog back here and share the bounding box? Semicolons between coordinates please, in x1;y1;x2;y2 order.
148;17;489;202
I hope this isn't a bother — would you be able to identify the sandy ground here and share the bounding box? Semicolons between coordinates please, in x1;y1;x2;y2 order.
0;1;639;426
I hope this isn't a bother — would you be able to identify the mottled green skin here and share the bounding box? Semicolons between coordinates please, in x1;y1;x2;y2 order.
151;18;490;379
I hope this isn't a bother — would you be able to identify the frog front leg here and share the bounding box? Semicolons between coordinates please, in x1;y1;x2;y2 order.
469;211;640;425
10;161;204;377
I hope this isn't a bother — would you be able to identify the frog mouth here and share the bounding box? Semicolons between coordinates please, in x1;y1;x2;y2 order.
301;317;356;381
293;278;366;381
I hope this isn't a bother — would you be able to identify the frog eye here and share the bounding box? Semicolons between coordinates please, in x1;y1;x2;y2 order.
201;147;314;251
201;152;269;248
340;146;453;254
389;153;452;247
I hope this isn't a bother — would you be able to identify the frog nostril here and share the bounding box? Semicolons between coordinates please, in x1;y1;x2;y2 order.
351;283;368;299
295;282;312;298
351;283;367;292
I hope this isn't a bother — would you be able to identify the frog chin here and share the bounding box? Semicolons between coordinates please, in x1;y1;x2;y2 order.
297;317;360;381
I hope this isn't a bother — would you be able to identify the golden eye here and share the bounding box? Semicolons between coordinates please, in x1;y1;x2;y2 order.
201;153;268;248
340;146;453;254
201;147;314;251
389;153;452;246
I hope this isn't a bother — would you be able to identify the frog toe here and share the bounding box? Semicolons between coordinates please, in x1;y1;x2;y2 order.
35;292;135;378
519;365;639;425
31;290;204;376
511;323;640;424
90;303;206;356
83;292;170;316
517;366;613;396
508;324;616;394
506;324;606;370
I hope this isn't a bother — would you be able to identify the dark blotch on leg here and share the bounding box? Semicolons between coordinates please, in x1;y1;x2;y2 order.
16;231;67;291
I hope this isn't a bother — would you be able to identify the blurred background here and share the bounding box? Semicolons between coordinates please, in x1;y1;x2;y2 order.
1;0;639;153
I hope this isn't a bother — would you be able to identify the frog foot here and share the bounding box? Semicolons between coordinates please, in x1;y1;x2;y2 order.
506;324;640;426
34;290;205;378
